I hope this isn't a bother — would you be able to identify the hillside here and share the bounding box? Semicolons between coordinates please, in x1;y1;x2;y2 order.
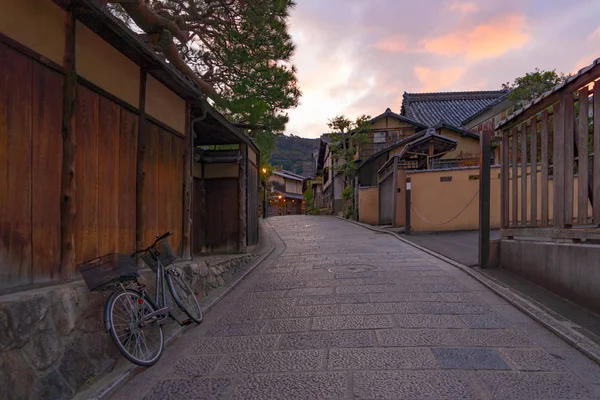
270;135;319;176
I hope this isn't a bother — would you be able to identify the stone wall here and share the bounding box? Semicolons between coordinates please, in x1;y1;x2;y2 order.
0;254;252;400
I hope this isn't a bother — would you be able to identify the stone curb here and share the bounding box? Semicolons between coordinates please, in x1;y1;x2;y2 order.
77;219;278;400
337;216;600;366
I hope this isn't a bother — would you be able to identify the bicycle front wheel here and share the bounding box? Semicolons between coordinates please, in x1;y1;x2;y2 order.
105;289;164;367
166;269;203;324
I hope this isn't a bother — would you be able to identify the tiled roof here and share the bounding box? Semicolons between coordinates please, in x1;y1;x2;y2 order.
461;92;511;125
400;90;507;127
273;170;306;181
368;108;427;129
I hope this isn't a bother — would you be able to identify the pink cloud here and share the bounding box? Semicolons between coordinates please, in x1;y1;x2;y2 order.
373;36;409;53
589;26;600;41
414;65;467;91
449;1;479;15
422;14;530;60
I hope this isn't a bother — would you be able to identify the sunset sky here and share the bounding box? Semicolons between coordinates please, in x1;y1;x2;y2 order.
284;0;600;138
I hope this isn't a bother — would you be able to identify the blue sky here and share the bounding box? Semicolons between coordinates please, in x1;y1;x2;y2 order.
284;0;600;138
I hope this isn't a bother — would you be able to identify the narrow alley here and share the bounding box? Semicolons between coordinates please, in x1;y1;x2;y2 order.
111;216;600;400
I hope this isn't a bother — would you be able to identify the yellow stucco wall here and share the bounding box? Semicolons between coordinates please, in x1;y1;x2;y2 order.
371;118;416;130
145;75;186;134
359;187;379;225
286;180;302;194
408;167;501;232
0;0;65;65
440;128;480;159
76;22;140;108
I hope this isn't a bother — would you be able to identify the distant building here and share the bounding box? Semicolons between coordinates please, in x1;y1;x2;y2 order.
267;170;307;215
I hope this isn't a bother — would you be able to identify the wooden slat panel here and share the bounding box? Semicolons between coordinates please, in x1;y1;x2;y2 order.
118;109;138;254
75;85;100;265
142;123;159;246
172;136;184;255
156;127;171;246
541;110;549;226
98;96;120;256
0;44;33;287
511;128;518;226
203;179;239;252
577;87;590;225
553;99;565;228
32;63;62;283
595;81;600;224
564;92;575;226
521;125;528;225
530;118;538;225
501;130;509;228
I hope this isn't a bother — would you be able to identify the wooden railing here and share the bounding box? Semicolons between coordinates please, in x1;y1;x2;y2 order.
496;59;600;240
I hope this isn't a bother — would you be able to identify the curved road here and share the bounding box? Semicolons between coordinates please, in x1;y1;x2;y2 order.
111;216;600;399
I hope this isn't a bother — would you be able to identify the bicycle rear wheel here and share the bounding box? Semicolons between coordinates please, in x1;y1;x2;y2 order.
166;269;203;324
105;289;164;367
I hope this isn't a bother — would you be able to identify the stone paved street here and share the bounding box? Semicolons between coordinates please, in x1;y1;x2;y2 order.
111;216;600;400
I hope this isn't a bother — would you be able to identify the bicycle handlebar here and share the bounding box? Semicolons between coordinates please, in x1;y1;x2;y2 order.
131;231;173;257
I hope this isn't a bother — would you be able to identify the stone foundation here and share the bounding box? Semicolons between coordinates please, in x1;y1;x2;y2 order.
0;254;252;400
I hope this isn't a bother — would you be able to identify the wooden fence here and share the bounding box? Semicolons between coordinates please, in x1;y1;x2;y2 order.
497;59;600;241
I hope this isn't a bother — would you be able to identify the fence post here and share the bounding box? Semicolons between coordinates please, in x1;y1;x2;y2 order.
479;130;491;268
391;157;398;227
405;177;411;235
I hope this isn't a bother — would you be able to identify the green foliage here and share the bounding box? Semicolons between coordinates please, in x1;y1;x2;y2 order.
327;114;372;176
303;182;314;205
255;131;277;166
310;208;321;215
503;68;569;104
269;135;319;174
342;185;353;201
343;206;353;219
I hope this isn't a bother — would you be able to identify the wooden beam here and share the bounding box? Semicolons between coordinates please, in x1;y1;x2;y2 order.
501;130;509;228
181;101;192;260
239;143;247;252
577;87;590;224
391;156;398;227
530;118;538;225
541;110;549;226
595;81;600;224
136;70;148;254
553;97;566;228
60;9;77;278
478;130;491;268
521;124;528;225
511;128;518;226
564;92;575;227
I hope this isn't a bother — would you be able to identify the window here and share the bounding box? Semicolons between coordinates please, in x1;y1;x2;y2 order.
373;131;386;143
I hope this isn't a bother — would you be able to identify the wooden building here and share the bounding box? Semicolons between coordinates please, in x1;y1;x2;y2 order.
0;0;259;292
267;170;306;215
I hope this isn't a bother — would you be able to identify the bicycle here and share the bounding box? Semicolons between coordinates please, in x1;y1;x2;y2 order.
78;231;203;367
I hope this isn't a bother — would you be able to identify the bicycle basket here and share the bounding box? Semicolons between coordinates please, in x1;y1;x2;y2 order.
78;253;138;291
140;238;177;272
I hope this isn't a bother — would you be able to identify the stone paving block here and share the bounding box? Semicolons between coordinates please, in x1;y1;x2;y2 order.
279;330;374;350
545;347;600;385
417;302;494;315
328;347;437;370
216;307;264;322
369;292;442;303
193;335;279;354
394;314;466;329
285;287;335;297
516;323;569;348
419;283;470;293
205;320;268;337
499;348;566;371
353;371;480;399
265;318;311;333
243;290;288;299
364;276;456;285
334;271;378;279
262;305;338;319
454;329;535;347
376;329;456;347
336;284;397;294
297;294;369;305
312;315;394;330
236;297;297;309
494;304;535;324
219;350;324;373
305;278;365;287
432;348;510;370
478;371;593;400
419;270;451;277
249;281;306;292
170;355;223;378
231;372;348;400
142;378;234;400
459;313;512;329
263;267;295;273
341;302;420;315
438;293;481;303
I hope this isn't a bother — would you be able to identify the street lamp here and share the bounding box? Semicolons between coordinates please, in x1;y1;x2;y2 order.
262;168;268;219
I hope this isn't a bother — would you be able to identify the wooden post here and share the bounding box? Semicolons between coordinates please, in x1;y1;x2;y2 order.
181;101;192;260
501;130;509;228
239;143;247;252
594;82;600;224
391;156;398;227
60;9;77;277
577;87;589;225
479;129;491;268
530;117;538;225
553;99;566;228
511;128;518;226
136;71;148;253
541;110;549;226
564;93;575;227
405;177;411;235
520;123;528;225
